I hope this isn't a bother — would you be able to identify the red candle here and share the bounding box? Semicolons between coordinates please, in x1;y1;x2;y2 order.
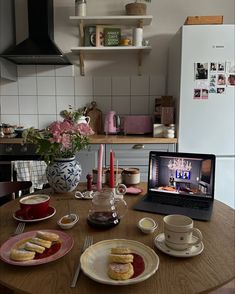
109;149;115;188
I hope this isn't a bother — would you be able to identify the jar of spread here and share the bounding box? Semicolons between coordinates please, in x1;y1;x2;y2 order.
164;124;175;138
122;168;140;185
92;168;107;184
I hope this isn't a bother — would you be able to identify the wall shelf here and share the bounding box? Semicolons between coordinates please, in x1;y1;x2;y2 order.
69;15;153;75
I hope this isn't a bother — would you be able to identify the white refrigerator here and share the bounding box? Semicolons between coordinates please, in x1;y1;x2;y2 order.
167;24;235;208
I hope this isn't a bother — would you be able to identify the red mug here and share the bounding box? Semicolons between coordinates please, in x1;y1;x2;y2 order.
16;195;50;220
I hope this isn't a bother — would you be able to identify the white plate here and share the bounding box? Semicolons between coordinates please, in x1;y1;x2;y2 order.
80;239;159;285
154;233;204;258
13;206;56;223
0;230;74;266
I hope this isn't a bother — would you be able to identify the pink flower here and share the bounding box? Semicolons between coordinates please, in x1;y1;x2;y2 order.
75;123;94;135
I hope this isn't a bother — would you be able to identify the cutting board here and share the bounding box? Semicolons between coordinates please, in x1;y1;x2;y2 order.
87;101;103;134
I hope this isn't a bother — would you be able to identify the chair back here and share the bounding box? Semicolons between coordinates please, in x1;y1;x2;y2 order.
0;181;32;199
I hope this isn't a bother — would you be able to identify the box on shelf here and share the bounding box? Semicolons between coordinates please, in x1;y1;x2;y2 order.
96;25;105;47
104;27;121;46
184;15;223;25
84;26;96;46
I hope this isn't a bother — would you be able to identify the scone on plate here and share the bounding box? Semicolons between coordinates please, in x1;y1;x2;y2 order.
10;249;35;261
36;231;60;242
108;262;134;280
108;253;134;264
111;247;131;254
30;237;52;248
24;242;45;254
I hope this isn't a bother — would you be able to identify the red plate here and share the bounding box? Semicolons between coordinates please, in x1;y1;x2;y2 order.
0;230;74;266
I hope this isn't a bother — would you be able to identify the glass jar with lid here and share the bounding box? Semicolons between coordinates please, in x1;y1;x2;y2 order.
75;0;87;16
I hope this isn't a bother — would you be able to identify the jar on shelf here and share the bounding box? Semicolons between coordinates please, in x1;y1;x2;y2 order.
164;124;175;138
75;0;87;16
122;168;140;185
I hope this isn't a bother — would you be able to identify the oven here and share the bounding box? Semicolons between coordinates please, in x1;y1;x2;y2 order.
0;143;40;182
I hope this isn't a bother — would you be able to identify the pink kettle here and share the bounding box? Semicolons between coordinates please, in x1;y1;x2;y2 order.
104;111;120;134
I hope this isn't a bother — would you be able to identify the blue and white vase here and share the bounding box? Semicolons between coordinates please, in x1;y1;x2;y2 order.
46;157;82;193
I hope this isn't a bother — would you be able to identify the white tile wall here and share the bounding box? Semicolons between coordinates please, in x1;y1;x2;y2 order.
0;65;166;128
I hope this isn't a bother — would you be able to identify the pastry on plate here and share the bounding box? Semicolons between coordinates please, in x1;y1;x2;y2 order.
24;242;45;254
10;248;35;261
36;231;60;242
108;253;134;264
30;237;52;248
110;247;131;254
108;262;134;280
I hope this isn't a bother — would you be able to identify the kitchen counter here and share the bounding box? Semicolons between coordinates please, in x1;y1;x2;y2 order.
0;135;177;144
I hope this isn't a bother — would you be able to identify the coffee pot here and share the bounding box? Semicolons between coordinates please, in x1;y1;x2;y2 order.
104;111;120;134
87;188;127;229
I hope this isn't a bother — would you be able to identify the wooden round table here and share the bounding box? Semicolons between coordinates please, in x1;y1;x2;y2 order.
0;183;234;294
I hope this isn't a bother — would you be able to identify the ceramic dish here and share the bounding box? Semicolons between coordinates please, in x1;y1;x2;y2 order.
0;230;74;266
57;213;79;230
154;233;204;258
80;239;159;285
138;217;158;234
13;206;56;223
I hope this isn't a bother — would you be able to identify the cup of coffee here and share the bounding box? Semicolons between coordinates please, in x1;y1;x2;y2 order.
16;195;50;219
163;214;203;251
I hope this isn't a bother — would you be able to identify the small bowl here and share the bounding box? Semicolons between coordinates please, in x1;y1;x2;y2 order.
57;213;79;230
138;217;158;234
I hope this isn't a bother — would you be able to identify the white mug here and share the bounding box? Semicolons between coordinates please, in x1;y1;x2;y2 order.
163;214;203;250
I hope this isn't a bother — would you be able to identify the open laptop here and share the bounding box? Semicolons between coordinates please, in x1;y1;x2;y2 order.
133;151;216;221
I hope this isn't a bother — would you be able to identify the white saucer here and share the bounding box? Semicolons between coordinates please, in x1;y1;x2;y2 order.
13;206;56;223
154;233;204;258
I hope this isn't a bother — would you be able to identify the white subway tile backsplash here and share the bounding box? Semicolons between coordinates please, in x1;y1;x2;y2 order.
38;115;57;129
112;96;130;115
36;65;55;76
131;76;149;95
55;65;74;77
19;115;39;128
75;96;93;109
75;76;93;95
0;65;161;128
0;80;18;95
38;96;56;114
56;96;75;115
94;77;111;95
1;96;19;114
0;114;19;125
150;75;166;95
17;65;36;77
94;96;111;114
56;77;74;95
112;77;130;95
37;77;56;95
18;77;37;95
131;95;149;115
19;96;38;114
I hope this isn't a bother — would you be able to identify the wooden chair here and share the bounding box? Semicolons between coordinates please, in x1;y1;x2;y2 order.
0;181;32;205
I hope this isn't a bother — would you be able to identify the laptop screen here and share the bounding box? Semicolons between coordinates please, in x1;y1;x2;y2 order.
148;151;216;200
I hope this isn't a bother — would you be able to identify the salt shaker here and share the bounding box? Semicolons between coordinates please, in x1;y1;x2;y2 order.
75;0;87;16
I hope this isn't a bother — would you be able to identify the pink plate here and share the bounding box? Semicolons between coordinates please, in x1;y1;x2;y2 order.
0;230;74;266
13;206;56;223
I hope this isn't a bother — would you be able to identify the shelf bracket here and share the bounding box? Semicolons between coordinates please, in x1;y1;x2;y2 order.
78;20;85;76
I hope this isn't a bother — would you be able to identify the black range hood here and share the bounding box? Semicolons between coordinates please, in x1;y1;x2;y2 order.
0;0;71;65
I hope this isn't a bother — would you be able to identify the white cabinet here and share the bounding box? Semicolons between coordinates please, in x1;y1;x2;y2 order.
106;143;176;181
69;15;152;75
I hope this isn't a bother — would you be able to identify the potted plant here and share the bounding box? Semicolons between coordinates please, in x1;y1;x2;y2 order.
23;109;94;193
126;0;151;16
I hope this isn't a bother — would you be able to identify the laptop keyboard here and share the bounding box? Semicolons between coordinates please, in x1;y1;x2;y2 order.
145;196;210;210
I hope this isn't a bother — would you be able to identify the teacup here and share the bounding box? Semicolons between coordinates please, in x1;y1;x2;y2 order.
16;194;50;219
163;214;203;251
